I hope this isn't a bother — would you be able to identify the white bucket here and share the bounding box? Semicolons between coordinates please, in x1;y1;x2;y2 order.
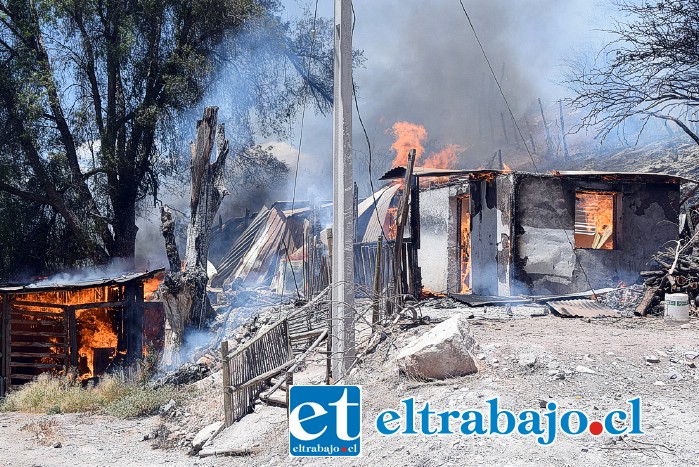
665;293;690;322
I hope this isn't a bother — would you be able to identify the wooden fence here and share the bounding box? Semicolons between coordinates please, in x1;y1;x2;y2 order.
220;318;294;426
354;239;418;298
219;289;331;426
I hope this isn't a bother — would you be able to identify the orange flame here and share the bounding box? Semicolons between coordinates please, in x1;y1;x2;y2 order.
76;309;118;379
574;192;615;250
501;163;512;173
385;207;398;240
459;196;471;293
424;144;463;169
390;122;426;167
390;121;465;170
143;273;164;301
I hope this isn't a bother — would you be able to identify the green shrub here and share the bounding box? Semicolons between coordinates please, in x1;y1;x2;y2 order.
0;372;185;418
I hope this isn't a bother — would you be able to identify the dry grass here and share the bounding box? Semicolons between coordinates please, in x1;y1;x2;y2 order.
0;372;183;418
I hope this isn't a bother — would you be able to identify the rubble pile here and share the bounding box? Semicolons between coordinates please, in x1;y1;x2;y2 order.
639;243;699;316
598;284;644;315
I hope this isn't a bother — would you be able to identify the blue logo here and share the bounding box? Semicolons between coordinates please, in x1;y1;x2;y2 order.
288;385;362;457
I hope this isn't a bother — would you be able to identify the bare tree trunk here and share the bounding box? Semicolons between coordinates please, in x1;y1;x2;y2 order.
559;100;570;161
160;107;230;366
538;98;554;159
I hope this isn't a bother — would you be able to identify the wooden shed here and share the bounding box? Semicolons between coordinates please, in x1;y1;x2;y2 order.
0;269;164;397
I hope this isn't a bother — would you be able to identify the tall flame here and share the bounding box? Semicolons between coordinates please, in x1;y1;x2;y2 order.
424;144;463;169
389;121;463;169
390;122;426;167
76;309;118;379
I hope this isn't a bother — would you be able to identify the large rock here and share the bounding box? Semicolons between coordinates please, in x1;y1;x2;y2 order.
396;314;478;380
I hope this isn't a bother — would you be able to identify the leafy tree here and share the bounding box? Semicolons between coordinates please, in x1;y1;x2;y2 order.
0;0;333;269
567;0;699;145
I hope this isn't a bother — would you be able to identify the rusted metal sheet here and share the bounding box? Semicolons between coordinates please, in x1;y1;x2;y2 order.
551;170;694;184
546;299;619;318
381;167;693;184
0;269;164;294
380;167;506;181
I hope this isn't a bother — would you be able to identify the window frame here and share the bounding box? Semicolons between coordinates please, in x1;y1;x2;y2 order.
573;190;621;251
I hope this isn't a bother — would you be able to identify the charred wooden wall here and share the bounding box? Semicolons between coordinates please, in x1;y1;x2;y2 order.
0;279;162;397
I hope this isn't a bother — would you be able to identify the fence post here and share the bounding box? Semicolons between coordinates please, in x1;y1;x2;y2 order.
372;236;383;327
221;340;233;426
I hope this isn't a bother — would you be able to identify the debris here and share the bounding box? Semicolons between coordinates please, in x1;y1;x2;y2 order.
159;399;176;415
191;421;224;452
153;363;212;388
53;442;61;448
518;354;537;368
396;314;478;380
645;355;661;363
639;237;699;316
575;366;597;375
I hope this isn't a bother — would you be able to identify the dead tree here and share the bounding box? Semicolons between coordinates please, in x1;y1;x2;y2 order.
538;98;554;159
160;106;230;365
559;101;570;161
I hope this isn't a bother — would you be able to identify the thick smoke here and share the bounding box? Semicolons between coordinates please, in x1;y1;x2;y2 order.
134;0;615;265
273;0;613;197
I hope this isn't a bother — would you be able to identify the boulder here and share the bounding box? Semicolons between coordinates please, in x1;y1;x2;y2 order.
396;314;478;380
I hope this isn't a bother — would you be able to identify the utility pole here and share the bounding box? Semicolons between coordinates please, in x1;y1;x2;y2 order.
331;0;355;380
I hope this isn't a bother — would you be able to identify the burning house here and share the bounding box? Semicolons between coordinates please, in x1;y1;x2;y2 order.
378;167;688;297
0;269;164;397
208;165;688;309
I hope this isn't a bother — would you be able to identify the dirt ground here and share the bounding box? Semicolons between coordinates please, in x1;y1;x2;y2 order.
1;303;698;466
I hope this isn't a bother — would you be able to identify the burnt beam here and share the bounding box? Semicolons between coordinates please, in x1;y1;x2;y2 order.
125;283;144;366
1;294;8;397
410;174;422;297
67;306;78;369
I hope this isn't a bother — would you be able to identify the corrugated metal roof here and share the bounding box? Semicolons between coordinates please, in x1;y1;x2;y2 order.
546;299;619;318
381;166;695;184
0;268;165;294
380;167;504;180
550;170;693;184
356;184;401;243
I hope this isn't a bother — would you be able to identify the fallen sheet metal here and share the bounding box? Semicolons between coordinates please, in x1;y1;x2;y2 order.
531;287;618;303
449;293;532;307
546;299;619;318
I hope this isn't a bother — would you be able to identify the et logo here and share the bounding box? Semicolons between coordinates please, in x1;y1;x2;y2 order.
288;385;362;457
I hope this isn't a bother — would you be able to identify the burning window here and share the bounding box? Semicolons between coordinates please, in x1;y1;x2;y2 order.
574;191;617;250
